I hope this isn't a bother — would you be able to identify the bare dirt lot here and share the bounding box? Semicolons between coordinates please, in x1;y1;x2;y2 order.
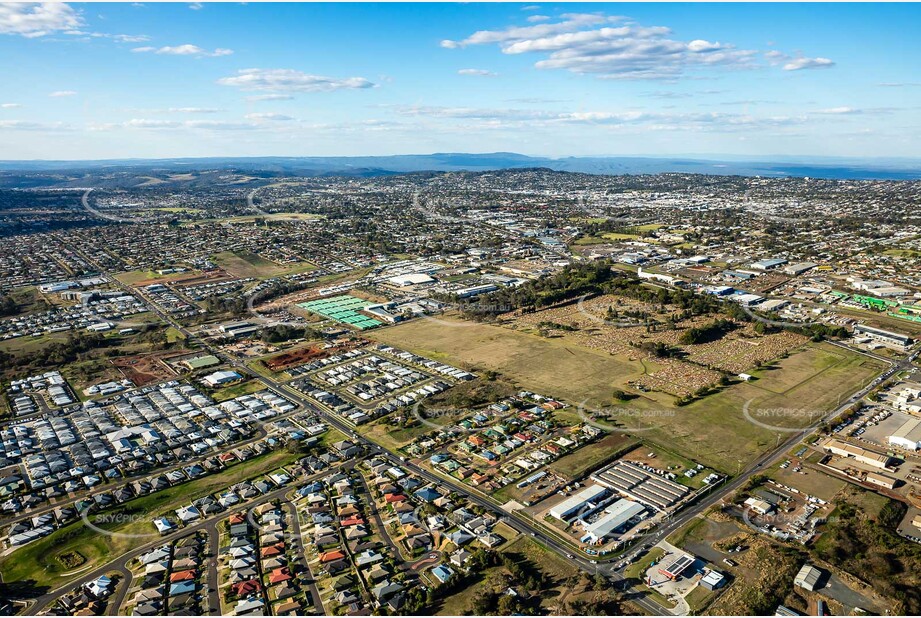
112;353;178;386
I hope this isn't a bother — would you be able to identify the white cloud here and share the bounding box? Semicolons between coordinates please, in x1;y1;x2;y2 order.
815;106;857;115
111;33;150;43
188;2;203;9
0;120;68;131
441;13;612;49
168;107;222;113
458;68;497;77
245;94;294;102
1;103;22;109
244;112;294;121
49;90;77;97
217;68;375;92
104;118;256;130
391;104;808;133
783;56;834;71
0;2;82;38
526;15;550;23
441;15;760;80
132;44;233;57
444;14;833;80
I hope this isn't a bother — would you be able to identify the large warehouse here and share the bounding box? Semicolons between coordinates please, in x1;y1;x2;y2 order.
823;438;893;469
549;484;608;522
579;499;645;543
888;417;921;451
590;461;690;512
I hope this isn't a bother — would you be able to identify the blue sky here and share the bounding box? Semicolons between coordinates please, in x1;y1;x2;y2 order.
0;2;919;160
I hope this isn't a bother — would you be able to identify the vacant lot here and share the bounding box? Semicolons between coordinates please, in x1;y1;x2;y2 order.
212;250;315;279
370;319;884;473
549;434;637;479
369;315;646;405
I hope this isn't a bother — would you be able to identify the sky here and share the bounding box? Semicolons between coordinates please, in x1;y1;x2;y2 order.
0;1;919;161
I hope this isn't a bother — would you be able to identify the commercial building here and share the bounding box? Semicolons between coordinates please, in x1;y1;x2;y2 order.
297;295;382;330
202;370;242;387
657;552;695;580
388;273;435;286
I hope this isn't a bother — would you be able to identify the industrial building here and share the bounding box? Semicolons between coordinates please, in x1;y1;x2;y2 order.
759;299;790;312
218;321;262;339
793;564;823;591
865;472;897;489
549;484;608;521
579;499;645;543
784;262;817;276
854;324;913;349
591;461;690;512
823;438;893;469
888;417;921;451
744;496;774;515
454;284;498;299
751;258;788;271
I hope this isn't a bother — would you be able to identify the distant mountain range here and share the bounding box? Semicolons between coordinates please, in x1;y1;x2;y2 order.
0;152;919;180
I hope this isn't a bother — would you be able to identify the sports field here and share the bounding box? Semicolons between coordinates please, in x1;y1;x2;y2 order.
369;318;886;473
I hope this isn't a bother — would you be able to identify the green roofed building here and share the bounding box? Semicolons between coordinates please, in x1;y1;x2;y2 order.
182;355;221;370
298;295;382;330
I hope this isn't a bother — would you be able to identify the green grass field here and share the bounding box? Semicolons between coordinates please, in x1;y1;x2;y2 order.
548;434;638;479
211;250;316;280
0;449;300;588
368;315;646;404
369;319;885;473
210;379;266;402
